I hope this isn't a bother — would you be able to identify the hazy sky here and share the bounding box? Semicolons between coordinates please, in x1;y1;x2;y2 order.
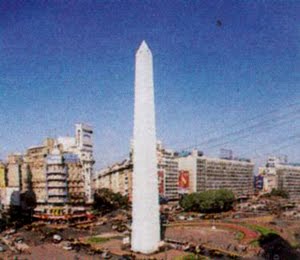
1;1;299;169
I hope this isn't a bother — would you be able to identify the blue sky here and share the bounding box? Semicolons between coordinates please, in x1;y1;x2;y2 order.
1;1;299;169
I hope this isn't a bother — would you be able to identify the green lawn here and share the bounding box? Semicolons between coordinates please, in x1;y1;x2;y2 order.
247;224;278;236
87;236;110;243
247;224;278;247
235;231;245;241
175;254;209;260
249;239;260;247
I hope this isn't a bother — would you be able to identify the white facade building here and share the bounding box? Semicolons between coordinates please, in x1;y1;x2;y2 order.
75;123;94;204
177;150;254;198
57;124;94;204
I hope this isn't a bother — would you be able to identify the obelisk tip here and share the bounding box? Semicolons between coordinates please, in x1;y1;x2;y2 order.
137;40;150;52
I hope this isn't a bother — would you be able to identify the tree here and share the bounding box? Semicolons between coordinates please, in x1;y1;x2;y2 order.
180;189;235;213
93;188;129;213
270;188;289;199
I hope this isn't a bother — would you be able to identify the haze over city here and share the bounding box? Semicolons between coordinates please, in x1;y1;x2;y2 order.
1;1;299;168
2;1;300;259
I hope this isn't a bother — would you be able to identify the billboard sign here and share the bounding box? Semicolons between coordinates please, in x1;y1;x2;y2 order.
178;170;189;194
158;170;164;195
63;153;79;163
46;154;62;165
254;175;264;190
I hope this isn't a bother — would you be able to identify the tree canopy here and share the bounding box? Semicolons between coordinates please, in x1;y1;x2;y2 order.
93;188;129;213
269;188;289;199
180;189;235;213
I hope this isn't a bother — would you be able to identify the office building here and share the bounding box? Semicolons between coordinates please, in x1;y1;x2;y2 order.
95;141;179;200
177;150;254;198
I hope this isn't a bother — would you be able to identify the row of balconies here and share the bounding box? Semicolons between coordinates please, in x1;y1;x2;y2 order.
46;169;67;174
200;180;252;184
204;183;252;187
205;177;252;181
204;169;252;173
47;191;68;196
204;182;252;186
202;174;252;178
197;161;253;167
47;198;67;203
47;175;67;181
68;184;84;188
164;173;178;176
47;183;68;188
67;180;84;183
68;191;85;195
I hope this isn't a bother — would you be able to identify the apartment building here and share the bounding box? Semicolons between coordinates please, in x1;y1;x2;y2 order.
6;154;23;188
157;142;179;199
277;164;300;200
24;139;54;204
96;159;132;198
177;150;254;198
95;141;179;200
258;157;300;200
45;147;68;205
2;124;94;221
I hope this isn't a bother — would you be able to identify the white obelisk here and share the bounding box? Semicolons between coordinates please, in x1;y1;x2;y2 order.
131;41;160;253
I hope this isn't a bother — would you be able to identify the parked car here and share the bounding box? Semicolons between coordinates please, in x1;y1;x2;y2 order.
159;196;169;205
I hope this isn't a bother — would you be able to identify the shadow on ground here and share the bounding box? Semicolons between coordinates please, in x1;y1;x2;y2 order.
259;233;300;260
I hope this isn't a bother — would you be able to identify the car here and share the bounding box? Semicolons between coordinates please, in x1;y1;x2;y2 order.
178;215;185;220
159;196;169;205
15;237;24;243
62;242;73;251
102;250;112;259
6;228;16;235
53;234;62;243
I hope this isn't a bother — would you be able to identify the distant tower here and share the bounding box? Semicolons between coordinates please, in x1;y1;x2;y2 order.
75;123;94;203
131;41;160;253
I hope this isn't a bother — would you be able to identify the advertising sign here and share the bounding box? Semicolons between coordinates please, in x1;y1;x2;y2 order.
63;153;79;163
254;175;264;190
158;170;164;195
178;170;189;194
46;154;62;165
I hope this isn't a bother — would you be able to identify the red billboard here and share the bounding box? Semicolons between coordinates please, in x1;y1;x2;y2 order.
158;170;164;195
178;170;189;194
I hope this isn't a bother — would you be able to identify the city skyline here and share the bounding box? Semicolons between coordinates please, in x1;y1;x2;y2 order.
1;1;299;168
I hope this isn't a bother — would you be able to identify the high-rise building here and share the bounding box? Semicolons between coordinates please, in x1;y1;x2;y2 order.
177;150;254;198
6;154;23;188
259;157;300;200
95;159;132;198
2;124;94;221
25;139;54;204
277;164;300;200
75;123;94;204
94;141;179;200
45;146;68;205
157;142;179;200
